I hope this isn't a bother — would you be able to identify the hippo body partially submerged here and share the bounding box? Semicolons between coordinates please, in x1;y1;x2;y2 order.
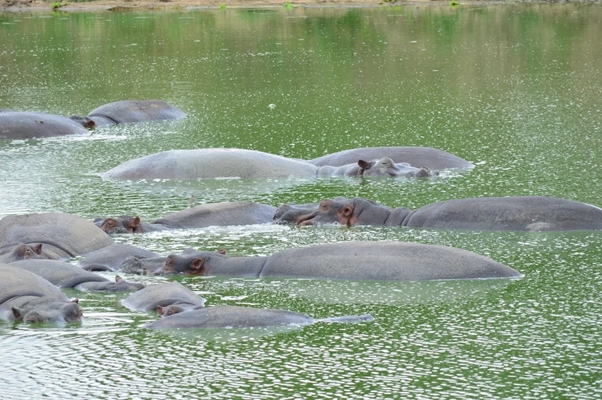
122;282;206;316
144;305;373;329
0;264;82;323
70;100;186;128
0;111;90;140
275;196;602;232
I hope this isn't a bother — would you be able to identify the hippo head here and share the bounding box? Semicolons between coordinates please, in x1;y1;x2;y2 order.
273;202;320;225
12;298;83;324
157;304;186;317
97;216;141;234
163;249;227;275
4;243;45;263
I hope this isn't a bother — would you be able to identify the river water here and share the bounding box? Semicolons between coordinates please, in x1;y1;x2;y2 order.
1;3;602;399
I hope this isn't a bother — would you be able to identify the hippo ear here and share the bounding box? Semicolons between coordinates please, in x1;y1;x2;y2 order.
188;258;204;274
128;217;141;233
101;218;117;232
71;298;79;304
357;159;371;169
11;307;24;321
33;243;43;255
341;205;354;218
164;256;175;273
217;249;226;255
115;276;124;283
156;306;164;315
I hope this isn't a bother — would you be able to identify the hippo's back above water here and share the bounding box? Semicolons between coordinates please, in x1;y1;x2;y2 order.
88;100;186;124
0;111;89;140
309;146;474;170
101;148;319;181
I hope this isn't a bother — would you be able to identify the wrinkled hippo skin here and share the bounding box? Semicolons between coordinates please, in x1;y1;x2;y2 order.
309;146;474;170
70;100;186;128
9;260;144;292
77;244;159;271
142;241;520;281
0;212;113;260
275;196;602;232
0;111;91;140
101;148;319;181
122;282;206;316
144;305;373;329
95;201;277;234
316;158;437;178
0;264;82;323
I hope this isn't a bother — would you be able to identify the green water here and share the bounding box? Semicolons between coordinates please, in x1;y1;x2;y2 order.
1;4;602;398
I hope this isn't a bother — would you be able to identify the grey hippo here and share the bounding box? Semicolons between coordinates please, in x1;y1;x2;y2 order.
0;264;83;323
100;148;464;181
94;201;277;234
274;196;602;232
77;243;159;272
0;110;91;140
316;157;437;178
122;282;206;317
0;212;113;262
118;241;520;281
309;146;474;170
9;259;145;292
70;99;186;128
144;305;374;329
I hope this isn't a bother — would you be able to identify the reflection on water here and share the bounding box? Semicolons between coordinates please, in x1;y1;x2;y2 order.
1;4;602;399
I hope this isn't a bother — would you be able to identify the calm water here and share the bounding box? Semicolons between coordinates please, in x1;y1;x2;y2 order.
1;4;602;399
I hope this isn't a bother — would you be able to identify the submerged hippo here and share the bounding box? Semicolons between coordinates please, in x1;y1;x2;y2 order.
0;243;46;263
77;243;159;272
101;148;448;181
70;100;186;128
0;111;91;140
316;158;437;178
122;282;206;317
275;196;602;232
309;146;474;170
95;201;277;234
9;260;144;292
124;241;520;281
0;212;113;260
144;305;374;329
0;264;82;323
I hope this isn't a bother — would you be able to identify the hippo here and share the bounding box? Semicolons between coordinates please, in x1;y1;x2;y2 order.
77;243;159;271
0;111;91;140
101;148;448;181
275;196;602;232
316;158;438;178
0;264;83;323
126;241;520;281
0;212;114;260
0;243;46;263
309;146;474;170
70;100;186;128
95;201;278;234
9;260;145;292
122;282;206;317
144;305;374;329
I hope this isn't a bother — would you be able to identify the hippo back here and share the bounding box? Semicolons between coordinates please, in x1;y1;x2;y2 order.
154;201;277;228
122;282;206;312
0;264;70;306
9;260;108;288
0;111;89;140
145;305;313;329
88;100;186;124
260;241;520;281
309;146;474;170
403;196;602;231
0;213;113;258
101;148;319;181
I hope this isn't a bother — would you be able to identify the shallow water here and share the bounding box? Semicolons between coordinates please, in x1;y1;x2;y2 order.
1;4;602;399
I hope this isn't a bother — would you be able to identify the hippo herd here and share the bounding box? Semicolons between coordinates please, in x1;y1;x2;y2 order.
2;99;601;329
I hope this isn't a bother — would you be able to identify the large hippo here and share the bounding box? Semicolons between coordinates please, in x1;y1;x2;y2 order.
9;260;145;292
70;100;186;128
316;158;437;178
122;282;206;317
309;146;474;170
275;196;602;232
95;201;278;234
101;148;448;181
0;264;83;323
125;241;520;281
0;212;114;260
0;111;91;140
144;305;373;329
77;243;159;271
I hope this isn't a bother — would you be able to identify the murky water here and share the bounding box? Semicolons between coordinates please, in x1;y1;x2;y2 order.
1;4;602;398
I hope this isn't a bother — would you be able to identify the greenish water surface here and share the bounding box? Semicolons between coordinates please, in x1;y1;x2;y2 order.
1;4;602;399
